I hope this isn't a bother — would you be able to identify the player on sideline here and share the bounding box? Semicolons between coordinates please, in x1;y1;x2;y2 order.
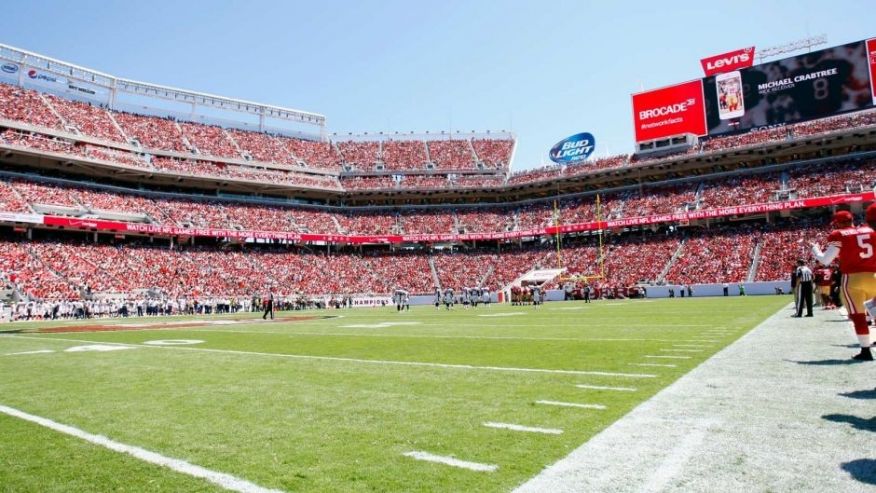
811;208;876;361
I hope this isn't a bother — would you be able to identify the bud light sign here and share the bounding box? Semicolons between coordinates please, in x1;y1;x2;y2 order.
549;132;595;164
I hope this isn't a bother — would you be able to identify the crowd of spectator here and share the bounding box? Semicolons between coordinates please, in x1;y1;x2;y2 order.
341;176;397;190
336;211;398;235
456;208;512;233
618;185;696;217
5;81;876;190
285;139;342;170
0;151;872;240
382;140;429;170
44;94;127;143
471;138;514;169
0;179;29;212
113;111;190;153
0;84;62;129
666;227;757;285
700;173;781;208
180;123;241;159
398;175;450;189
150;157;342;190
0;213;850;302
0;239;77;299
788;160;876;197
399;210;457;235
453;174;505;189
427;139;477;170
337;140;381;168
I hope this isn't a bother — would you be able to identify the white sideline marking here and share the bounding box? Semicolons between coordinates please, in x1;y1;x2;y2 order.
659;349;703;353
478;312;526;317
575;384;637;392
0;404;282;493
403;451;497;472
644;355;692;359
632;363;677;368
536;400;606;410
483;422;563;434
639;419;718;493
65;345;134;353
143;339;204;346
672;344;710;348
4;349;55;356
8;335;657;378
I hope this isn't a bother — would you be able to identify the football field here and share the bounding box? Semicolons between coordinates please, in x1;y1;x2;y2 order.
0;297;790;492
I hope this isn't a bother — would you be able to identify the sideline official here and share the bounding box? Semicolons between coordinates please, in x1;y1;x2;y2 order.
794;260;814;317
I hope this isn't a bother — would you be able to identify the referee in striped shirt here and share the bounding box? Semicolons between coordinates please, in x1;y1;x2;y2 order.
794;259;814;318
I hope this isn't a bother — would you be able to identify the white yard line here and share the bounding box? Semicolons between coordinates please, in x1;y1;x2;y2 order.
483;422;563;434
5;335;657;378
644;355;692;360
402;451;497;472
535;400;606;410
575;384;637;392
631;363;677;368
0;404;282;493
3;349;55;356
659;349;704;353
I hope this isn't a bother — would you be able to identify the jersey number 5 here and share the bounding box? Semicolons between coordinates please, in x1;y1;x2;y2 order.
857;235;874;259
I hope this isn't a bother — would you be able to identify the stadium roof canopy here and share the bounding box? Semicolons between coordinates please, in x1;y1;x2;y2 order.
0;43;326;130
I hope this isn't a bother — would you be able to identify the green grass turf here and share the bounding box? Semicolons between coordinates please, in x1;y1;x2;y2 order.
0;296;790;492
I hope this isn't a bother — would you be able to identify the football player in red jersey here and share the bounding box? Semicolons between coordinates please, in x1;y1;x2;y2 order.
811;208;876;361
816;265;834;308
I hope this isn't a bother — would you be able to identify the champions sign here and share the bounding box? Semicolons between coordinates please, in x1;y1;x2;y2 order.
549;132;595;164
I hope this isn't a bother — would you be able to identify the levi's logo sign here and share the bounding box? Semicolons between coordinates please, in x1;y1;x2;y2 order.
701;47;755;76
706;53;751;70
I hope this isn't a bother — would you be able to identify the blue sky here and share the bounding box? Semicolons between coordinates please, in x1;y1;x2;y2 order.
2;0;873;170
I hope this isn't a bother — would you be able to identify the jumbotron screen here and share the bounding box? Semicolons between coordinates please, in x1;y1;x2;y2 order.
632;39;876;142
703;40;872;136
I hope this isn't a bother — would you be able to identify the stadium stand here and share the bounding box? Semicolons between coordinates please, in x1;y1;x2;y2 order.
0;73;874;303
382;140;429;170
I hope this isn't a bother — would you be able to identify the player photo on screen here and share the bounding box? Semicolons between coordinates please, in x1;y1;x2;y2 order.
704;41;873;135
716;71;745;120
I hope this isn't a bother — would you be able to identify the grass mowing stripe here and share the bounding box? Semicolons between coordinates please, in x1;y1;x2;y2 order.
6;335;659;378
0;404;282;493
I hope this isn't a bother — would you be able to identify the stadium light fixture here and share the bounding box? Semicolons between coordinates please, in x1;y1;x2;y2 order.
757;34;828;62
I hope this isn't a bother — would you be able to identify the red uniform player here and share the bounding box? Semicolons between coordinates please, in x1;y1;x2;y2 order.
812;208;876;361
815;266;833;308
